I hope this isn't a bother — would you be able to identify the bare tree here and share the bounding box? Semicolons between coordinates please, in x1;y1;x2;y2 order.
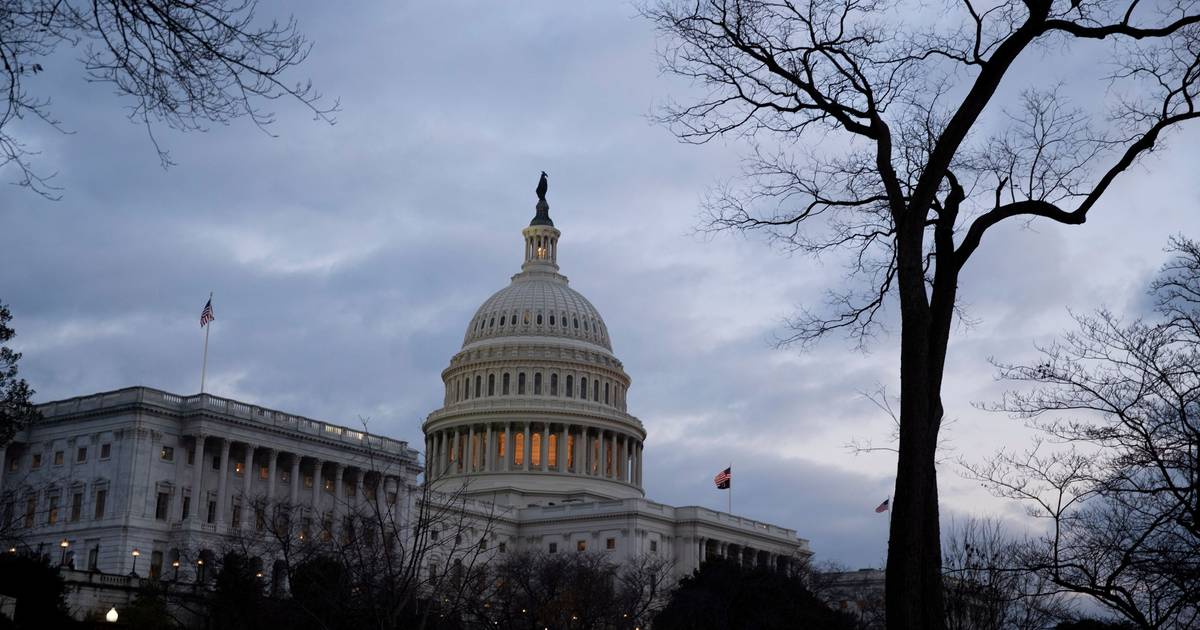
0;0;335;197
643;2;1200;628
968;237;1200;628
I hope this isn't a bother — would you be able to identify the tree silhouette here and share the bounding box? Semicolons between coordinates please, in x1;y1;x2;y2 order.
645;1;1200;628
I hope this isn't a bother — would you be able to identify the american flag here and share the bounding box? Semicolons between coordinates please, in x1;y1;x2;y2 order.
714;467;731;490
200;299;215;328
875;498;890;513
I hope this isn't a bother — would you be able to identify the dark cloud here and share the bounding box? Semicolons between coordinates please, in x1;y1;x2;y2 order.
2;1;1199;568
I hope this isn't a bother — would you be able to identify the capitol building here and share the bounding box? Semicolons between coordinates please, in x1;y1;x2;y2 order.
0;181;809;619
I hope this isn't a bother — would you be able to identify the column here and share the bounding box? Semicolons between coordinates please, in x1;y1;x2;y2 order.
699;537;707;563
609;432;616;479
333;464;345;534
503;424;511;472
239;444;253;528
451;427;460;473
485;424;493;472
373;473;384;521
575;427;585;475
540;424;549;472
559;425;568;472
354;470;365;512
522;423;530;472
289;455;301;505
171;438;187;521
311;459;323;510
266;449;278;503
617;436;627;481
466;425;475;473
214;438;232;527
189;434;207;523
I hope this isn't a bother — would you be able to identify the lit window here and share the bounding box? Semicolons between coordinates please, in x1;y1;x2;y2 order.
160;446;174;461
234;461;245;476
54;451;64;466
259;466;269;480
576;540;587;552
304;475;314;488
523;311;530;325
606;538;616;551
26;453;38;469
324;478;334;491
47;495;59;524
531;434;541;467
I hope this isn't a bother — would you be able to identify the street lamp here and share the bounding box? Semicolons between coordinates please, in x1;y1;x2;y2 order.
105;606;118;623
130;548;140;577
172;559;181;581
59;539;69;566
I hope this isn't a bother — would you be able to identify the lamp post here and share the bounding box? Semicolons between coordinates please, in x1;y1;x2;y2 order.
172;559;181;581
58;539;69;567
130;548;140;577
196;557;205;583
105;606;118;623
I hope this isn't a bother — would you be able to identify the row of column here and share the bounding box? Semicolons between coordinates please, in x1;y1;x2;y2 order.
697;537;792;573
425;423;642;486
181;433;406;533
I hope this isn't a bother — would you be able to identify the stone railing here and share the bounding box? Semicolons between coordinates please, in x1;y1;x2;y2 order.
38;387;412;457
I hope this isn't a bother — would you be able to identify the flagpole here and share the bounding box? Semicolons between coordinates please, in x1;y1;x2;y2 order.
200;292;212;394
728;462;732;514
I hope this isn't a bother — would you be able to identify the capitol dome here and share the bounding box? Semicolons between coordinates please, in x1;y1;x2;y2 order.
423;184;645;503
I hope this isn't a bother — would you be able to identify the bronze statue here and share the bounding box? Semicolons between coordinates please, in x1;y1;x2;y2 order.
536;171;548;201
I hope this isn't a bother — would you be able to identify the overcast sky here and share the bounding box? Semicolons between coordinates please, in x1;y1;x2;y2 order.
2;1;1198;569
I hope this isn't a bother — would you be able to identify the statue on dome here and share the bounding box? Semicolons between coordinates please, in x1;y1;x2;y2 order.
536;171;549;201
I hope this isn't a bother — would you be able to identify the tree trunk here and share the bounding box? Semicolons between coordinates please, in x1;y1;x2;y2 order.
885;231;953;630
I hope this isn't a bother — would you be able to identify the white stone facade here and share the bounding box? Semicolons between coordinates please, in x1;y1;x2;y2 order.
423;194;812;575
0;386;419;600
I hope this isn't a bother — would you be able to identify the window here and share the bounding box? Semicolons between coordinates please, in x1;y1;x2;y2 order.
502;373;510;395
498;542;507;553
488;374;495;396
574;317;579;328
550;373;558;396
498;433;506;458
514;433;524;466
550;315;556;326
207;500;216;524
259;466;269;480
234;461;245;476
567;435;575;470
580;378;588;401
255;506;266;531
500;315;506;326
576;540;587;552
489;316;494;328
531;433;541;467
160;446;174;461
231;505;241;528
304;475;314;489
549;542;558;554
150;551;163;579
76;447;87;463
475;375;481;397
96;489;111;518
88;546;99;571
606;538;616;551
566;375;574;398
280;470;290;483
31;453;41;469
523;310;530;324
324;478;334;492
47;495;59;524
562;312;568;327
211;456;220;470
100;443;111;459
518;372;526;395
534;373;542;395
23;497;35;528
604;383;610;405
181;496;191;520
548;435;558;468
387;492;397;505
70;492;83;522
7;457;17;472
54;451;64;466
536;313;543;325
186;447;194;465
594;381;600;401
456;379;462;401
155;492;170;520
431;530;439;541
650;540;658;553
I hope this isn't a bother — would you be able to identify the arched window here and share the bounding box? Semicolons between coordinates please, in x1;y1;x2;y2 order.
531;433;542;467
550;374;558;396
562;312;568;327
489;317;494;328
566;375;574;398
550;314;556;326
580;377;588;400
524;311;531;325
573;317;579;329
536;313;543;325
488;374;495;396
548;434;558;468
514;432;525;466
462;377;469;400
456;379;461;402
502;373;510;395
500;315;506;326
593;380;600;401
518;373;526;395
534;373;543;395
604;382;610;405
474;375;482;398
584;320;589;331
